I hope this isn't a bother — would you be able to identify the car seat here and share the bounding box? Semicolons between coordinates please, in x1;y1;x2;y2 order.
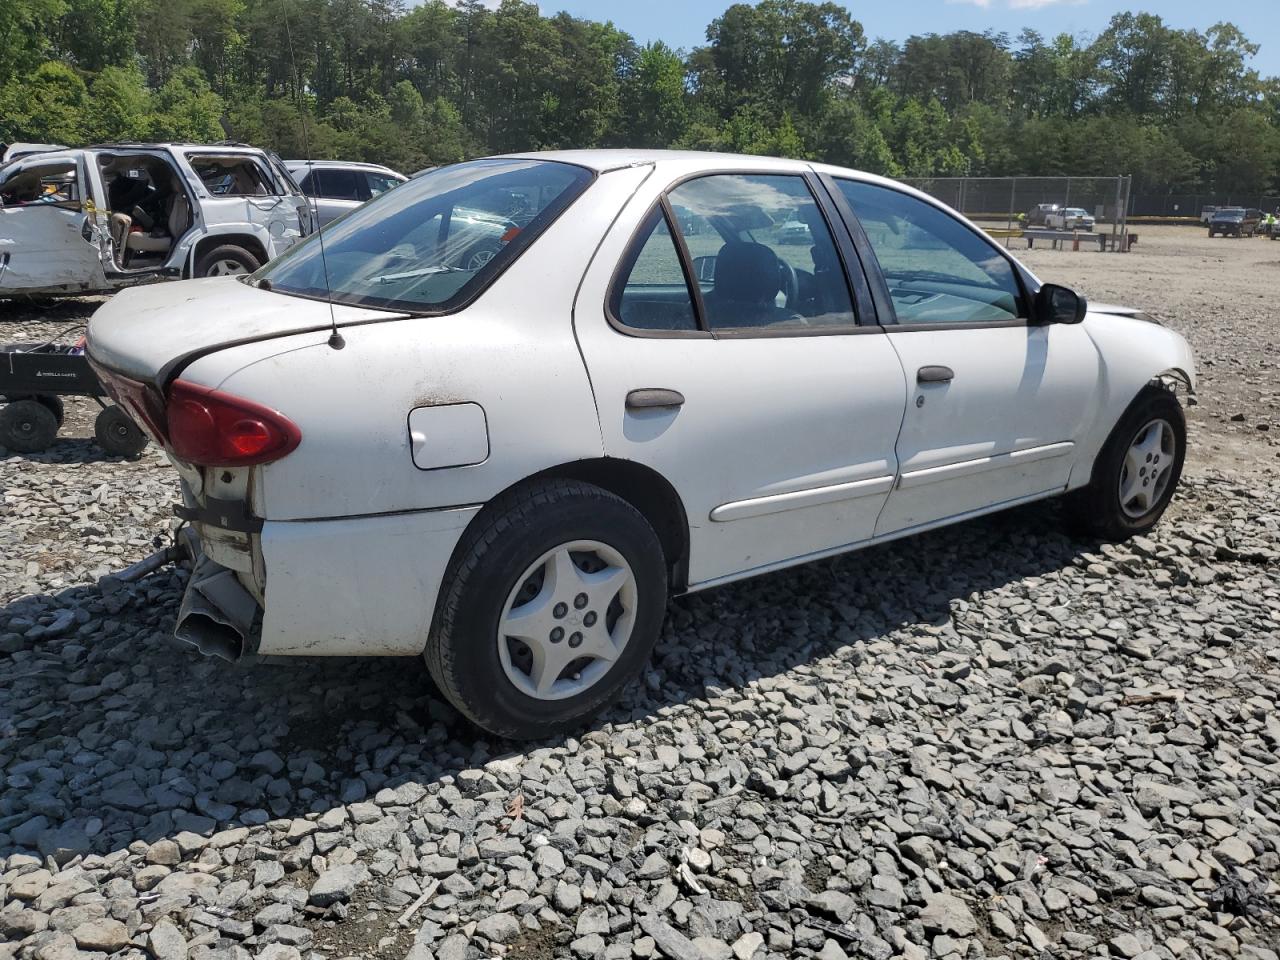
701;241;800;329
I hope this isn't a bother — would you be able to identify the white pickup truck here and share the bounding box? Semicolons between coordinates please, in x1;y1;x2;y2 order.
1044;207;1096;232
0;143;312;297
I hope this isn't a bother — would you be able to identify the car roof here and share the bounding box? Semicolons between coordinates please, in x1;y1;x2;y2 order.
284;159;403;175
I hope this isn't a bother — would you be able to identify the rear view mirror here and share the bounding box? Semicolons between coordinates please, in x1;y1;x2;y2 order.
1035;283;1087;324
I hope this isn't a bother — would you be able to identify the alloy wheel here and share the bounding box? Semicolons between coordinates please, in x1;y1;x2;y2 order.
1118;418;1176;518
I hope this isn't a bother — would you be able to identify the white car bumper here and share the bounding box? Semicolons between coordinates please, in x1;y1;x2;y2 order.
175;505;480;660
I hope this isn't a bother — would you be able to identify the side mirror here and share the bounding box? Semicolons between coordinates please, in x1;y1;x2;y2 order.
691;255;717;283
1035;283;1087;324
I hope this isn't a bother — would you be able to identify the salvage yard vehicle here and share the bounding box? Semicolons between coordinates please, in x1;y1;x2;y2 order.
1206;207;1259;237
284;160;407;228
85;150;1196;739
1044;207;1096;231
0;143;311;296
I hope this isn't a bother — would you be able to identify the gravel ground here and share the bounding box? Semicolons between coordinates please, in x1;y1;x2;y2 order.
1;227;1278;960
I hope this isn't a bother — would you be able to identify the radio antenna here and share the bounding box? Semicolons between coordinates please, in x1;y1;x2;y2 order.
283;4;344;350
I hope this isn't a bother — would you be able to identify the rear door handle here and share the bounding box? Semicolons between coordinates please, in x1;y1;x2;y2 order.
626;388;685;410
917;365;955;384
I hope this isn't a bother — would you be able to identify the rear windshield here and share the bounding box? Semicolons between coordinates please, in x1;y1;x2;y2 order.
254;158;592;313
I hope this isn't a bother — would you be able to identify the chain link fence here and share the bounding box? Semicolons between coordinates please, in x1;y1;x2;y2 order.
1128;193;1280;217
900;175;1132;250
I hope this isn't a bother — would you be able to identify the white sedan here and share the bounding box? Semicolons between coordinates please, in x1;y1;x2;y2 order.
86;151;1195;739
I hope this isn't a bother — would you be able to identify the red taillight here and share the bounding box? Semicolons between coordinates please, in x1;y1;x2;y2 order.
166;380;301;467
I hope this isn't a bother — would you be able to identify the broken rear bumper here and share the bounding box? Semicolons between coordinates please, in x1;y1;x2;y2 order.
174;505;481;661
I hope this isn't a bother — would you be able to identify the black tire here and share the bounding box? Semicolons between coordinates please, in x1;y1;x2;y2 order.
1207;229;1214;238
94;405;148;457
0;399;59;453
425;479;668;740
1065;384;1186;541
0;394;64;426
194;244;261;278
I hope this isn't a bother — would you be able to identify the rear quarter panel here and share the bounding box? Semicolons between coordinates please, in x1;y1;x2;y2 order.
179;163;654;521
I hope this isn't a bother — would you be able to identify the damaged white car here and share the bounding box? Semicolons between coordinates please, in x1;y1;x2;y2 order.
86;151;1195;739
0;143;311;296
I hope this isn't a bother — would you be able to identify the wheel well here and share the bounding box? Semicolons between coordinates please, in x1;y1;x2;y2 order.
1157;368;1194;396
526;458;691;592
190;234;268;275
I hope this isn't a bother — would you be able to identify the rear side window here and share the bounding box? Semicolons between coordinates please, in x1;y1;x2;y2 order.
256;158;592;314
0;161;81;209
611;209;697;332
836;179;1024;325
308;168;364;201
190;156;275;197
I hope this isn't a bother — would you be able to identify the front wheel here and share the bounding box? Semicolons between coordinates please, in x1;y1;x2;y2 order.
425;479;667;740
1065;384;1186;541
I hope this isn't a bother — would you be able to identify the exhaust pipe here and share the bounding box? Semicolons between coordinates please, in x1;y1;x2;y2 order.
174;554;261;662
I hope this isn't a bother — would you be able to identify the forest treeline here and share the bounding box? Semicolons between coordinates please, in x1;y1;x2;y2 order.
2;0;1277;197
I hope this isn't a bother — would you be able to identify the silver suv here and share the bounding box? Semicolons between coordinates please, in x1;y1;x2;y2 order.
0;142;311;296
284;160;406;228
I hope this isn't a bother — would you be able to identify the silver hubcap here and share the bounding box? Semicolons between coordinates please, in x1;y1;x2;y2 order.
498;540;637;701
208;258;248;277
1119;418;1175;518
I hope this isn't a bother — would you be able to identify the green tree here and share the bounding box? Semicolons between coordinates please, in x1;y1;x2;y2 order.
88;64;154;141
0;60;90;144
149;65;225;140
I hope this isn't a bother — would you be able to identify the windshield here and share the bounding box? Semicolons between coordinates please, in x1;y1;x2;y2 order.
254;158;592;313
1216;208;1245;217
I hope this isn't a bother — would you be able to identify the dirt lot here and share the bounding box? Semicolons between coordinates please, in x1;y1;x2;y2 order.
1016;224;1279;480
1;226;1277;960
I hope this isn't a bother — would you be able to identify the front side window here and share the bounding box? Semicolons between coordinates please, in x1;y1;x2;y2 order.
365;172;402;197
667;174;856;331
256;158;592;313
0;161;81;209
835;179;1023;325
611;209;697;331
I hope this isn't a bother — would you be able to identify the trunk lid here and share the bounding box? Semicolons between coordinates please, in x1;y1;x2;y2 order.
86;276;404;384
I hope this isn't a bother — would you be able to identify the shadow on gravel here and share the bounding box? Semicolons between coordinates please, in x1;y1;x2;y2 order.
0;497;1090;860
0;297;100;324
0;435;144;466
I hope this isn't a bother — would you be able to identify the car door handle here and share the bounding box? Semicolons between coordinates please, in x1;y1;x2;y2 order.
626;388;685;410
917;365;955;384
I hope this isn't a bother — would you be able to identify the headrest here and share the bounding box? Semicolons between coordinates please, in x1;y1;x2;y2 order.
714;241;781;304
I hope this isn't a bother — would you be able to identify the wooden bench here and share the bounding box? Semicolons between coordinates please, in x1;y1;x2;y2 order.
1024;229;1109;251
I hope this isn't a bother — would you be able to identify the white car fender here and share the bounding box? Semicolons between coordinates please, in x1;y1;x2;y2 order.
1067;311;1195;488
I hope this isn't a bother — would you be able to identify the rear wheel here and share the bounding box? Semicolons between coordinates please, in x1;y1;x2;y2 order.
94;405;148;457
1066;384;1185;541
195;244;261;278
0;399;59;453
425;479;667;740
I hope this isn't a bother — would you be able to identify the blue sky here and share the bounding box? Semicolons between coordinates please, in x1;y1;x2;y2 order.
534;1;1280;77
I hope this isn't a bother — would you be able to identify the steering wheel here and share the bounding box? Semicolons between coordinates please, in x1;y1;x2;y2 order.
778;259;799;309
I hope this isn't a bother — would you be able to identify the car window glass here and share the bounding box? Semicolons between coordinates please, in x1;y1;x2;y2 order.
0;161;81;209
612;210;697;332
667;174;855;331
311;169;363;201
365;172;401;197
836;179;1022;325
256;158;592;313
190;156;274;197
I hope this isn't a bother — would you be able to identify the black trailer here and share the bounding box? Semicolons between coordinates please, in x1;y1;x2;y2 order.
1;339;148;456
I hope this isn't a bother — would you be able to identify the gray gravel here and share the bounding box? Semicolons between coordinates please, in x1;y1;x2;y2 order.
2;280;1279;960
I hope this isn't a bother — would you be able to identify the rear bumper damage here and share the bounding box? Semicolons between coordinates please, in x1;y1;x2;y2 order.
166;504;481;661
175;552;263;662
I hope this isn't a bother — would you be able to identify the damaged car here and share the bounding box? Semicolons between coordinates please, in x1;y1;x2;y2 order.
0;143;311;296
86;151;1195;739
